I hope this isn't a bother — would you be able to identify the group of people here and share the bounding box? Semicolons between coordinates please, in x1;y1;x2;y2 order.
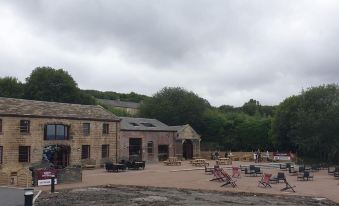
210;151;232;160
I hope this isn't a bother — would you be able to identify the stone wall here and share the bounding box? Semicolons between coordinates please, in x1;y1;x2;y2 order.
0;116;118;169
119;130;176;163
175;126;201;159
57;167;82;184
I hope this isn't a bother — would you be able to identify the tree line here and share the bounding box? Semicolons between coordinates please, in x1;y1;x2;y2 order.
1;67;338;163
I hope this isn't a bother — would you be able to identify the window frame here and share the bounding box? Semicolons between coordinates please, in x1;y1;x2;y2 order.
0;119;2;133
147;141;154;154
20;120;30;134
101;144;109;158
0;146;3;164
102;123;109;135
81;145;90;159
18;146;30;163
44;124;70;140
82;123;90;136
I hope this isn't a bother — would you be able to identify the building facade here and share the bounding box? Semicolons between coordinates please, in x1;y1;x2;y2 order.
119;117;176;163
0;98;120;170
169;125;201;160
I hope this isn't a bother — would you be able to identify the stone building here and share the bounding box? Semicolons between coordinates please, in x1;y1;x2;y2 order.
97;99;140;116
169;125;201;159
0;97;120;170
119;117;201;162
119;117;176;163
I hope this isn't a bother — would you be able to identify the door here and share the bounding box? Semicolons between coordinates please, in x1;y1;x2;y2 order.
129;138;142;161
183;140;193;159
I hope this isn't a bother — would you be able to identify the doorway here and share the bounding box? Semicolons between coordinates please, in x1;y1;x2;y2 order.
158;145;169;161
183;140;193;159
43;145;70;168
129;138;142;161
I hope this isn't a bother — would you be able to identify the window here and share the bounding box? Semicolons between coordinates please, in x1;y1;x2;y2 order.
140;122;155;127
0;146;3;164
18;146;30;162
44;124;69;140
83;123;90;136
20;120;30;133
101;144;109;158
0;119;2;133
147;141;153;154
103;123;109;135
81;145;90;159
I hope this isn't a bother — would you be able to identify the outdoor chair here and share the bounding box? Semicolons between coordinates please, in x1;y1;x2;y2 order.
258;173;272;188
280;178;296;192
298;166;305;174
220;170;237;188
244;167;256;177
254;167;263;176
288;167;298;176
297;171;313;181
270;172;285;184
334;171;339;179
210;168;224;182
232;166;241;178
328;166;335;175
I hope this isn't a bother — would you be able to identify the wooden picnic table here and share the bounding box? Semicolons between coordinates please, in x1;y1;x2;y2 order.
191;159;209;167
163;157;182;166
216;157;232;165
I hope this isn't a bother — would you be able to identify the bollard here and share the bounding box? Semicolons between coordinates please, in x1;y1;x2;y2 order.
51;175;55;193
24;188;34;206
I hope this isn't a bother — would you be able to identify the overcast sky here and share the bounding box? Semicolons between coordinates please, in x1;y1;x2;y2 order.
0;1;338;106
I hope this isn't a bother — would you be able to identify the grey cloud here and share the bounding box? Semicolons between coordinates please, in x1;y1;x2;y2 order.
1;0;339;106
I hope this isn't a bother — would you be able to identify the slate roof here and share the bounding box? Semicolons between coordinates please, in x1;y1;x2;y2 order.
97;99;140;109
120;117;176;132
168;125;187;132
0;97;119;121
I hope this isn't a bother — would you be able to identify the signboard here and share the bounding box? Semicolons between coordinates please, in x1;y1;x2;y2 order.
273;152;291;161
36;168;57;186
38;178;57;186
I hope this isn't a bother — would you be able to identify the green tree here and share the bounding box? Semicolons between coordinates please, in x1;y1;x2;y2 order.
242;99;261;116
0;77;24;98
24;67;95;105
139;87;209;132
271;84;339;163
271;95;300;152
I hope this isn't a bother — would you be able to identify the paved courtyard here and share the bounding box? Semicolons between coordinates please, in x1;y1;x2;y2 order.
38;161;339;204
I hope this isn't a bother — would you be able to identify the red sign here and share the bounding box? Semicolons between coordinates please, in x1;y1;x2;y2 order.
36;168;57;180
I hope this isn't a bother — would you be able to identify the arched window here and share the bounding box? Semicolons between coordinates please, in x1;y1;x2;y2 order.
44;124;69;140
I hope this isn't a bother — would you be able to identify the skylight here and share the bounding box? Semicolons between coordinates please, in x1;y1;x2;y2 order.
140;122;156;127
129;122;139;126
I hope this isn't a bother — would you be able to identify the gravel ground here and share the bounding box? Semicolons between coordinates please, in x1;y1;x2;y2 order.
35;185;338;206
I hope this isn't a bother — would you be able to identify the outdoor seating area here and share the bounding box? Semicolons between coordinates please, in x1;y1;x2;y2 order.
38;160;339;204
105;160;145;173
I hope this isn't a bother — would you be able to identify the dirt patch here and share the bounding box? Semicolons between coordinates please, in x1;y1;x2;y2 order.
35;185;338;206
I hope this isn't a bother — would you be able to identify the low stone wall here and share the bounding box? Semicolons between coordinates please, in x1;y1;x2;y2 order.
200;151;274;160
0;167;32;187
57;167;82;184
